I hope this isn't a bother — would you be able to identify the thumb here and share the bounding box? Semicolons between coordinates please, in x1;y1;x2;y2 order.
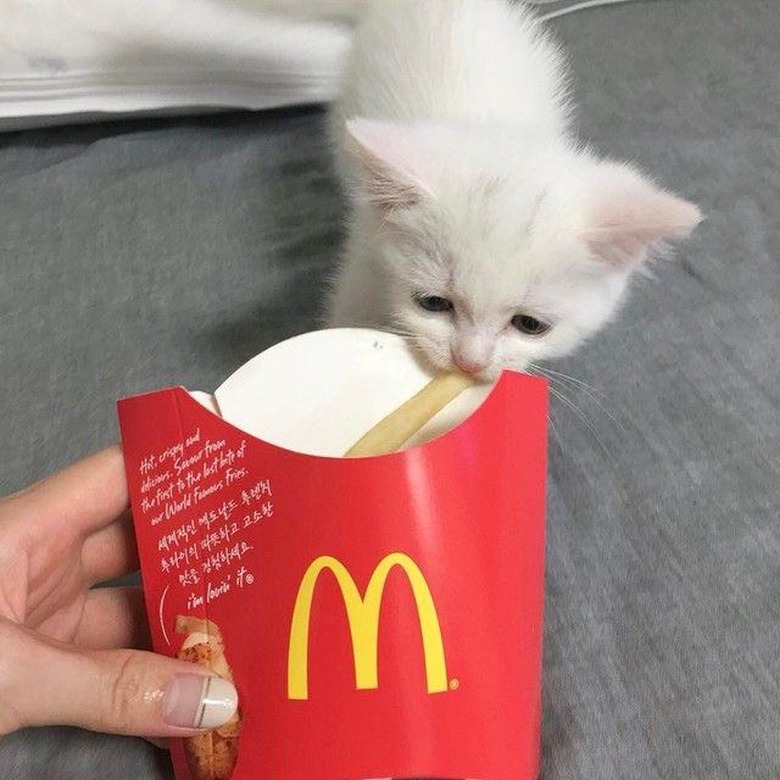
1;621;238;738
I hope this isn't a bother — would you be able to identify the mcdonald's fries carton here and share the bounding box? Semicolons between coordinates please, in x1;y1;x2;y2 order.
118;329;548;780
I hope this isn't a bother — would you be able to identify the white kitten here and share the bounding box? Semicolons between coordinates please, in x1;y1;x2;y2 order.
325;0;701;378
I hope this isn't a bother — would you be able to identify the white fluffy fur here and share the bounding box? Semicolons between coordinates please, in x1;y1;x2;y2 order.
325;0;701;377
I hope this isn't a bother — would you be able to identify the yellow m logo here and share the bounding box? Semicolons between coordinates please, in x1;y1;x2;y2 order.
287;552;448;700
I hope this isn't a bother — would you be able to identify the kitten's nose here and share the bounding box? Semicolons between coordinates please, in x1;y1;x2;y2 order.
451;351;490;375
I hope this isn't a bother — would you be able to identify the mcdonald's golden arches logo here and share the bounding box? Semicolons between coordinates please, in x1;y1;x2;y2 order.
287;552;448;700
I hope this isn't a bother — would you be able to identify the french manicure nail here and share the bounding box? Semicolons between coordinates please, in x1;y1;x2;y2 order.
162;674;238;729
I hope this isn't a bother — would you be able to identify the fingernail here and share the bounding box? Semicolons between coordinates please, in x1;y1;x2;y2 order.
162;674;238;729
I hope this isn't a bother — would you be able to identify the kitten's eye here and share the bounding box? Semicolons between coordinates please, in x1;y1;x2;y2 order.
511;314;551;336
416;295;454;313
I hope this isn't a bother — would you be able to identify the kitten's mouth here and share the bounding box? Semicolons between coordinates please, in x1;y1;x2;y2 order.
439;357;498;383
447;361;500;384
398;337;497;383
471;367;502;383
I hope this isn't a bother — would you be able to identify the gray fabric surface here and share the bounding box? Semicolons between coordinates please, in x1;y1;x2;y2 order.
1;0;778;778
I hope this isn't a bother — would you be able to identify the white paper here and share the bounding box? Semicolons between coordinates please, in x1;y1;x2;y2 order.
212;328;493;458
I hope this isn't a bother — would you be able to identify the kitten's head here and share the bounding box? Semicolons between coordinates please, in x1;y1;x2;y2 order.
346;119;702;379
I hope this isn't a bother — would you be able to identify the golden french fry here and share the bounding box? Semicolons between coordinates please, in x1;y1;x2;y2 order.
344;371;475;458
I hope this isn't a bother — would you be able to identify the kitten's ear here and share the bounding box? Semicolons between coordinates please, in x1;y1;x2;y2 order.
346;118;435;211
579;163;702;268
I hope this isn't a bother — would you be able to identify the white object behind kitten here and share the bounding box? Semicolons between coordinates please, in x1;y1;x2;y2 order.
242;0;365;21
326;0;701;378
1;0;354;130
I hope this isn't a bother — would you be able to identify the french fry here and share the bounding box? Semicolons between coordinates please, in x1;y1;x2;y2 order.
175;615;241;780
345;371;475;458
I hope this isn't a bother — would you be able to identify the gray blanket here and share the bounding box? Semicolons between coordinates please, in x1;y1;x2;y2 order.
1;0;778;777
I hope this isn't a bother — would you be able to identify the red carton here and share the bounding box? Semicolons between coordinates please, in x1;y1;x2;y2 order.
118;329;548;780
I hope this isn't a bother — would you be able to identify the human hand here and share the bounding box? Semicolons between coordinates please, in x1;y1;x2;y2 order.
0;446;238;739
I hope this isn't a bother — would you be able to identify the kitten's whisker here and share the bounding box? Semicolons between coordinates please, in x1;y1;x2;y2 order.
531;363;626;435
523;368;568;456
546;384;618;467
535;367;618;422
388;333;430;347
325;322;422;344
383;324;440;350
326;328;435;364
536;365;607;400
385;328;422;340
548;408;564;454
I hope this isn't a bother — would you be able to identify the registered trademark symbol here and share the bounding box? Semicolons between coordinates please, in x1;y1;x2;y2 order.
246;574;254;584
449;678;460;691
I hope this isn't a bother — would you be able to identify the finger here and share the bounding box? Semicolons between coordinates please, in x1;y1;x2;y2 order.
74;587;150;651
6;445;128;538
81;510;140;585
2;620;239;739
